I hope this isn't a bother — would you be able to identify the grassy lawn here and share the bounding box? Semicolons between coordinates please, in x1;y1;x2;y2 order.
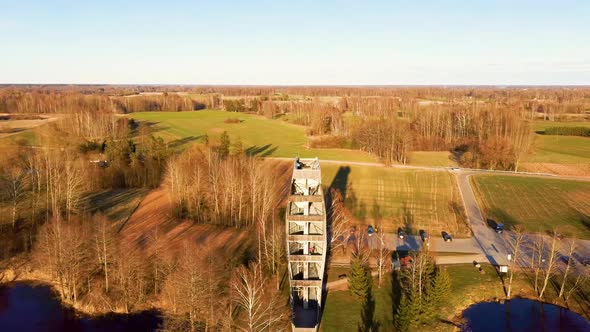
526;120;590;165
472;175;590;238
409;151;457;167
322;278;393;332
129;111;377;162
526;134;590;164
321;263;590;331
322;264;501;332
532;120;590;132
326;266;351;283
321;165;469;236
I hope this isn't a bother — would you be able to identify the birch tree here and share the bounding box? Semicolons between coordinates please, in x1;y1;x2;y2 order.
558;238;577;299
539;232;559;299
506;226;525;299
231;263;286;332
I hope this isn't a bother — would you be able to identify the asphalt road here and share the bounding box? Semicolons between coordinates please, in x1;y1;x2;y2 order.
455;171;510;266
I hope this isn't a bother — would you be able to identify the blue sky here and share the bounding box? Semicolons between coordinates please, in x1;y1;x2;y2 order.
1;0;589;85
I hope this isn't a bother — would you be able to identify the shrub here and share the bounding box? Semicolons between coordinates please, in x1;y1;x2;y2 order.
223;117;241;124
544;126;590;137
308;135;348;148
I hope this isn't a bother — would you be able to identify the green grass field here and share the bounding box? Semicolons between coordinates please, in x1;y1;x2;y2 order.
321;164;468;236
526;134;590;164
532;120;590;132
526;120;590;164
322;280;393;332
129;111;377;162
472;175;590;238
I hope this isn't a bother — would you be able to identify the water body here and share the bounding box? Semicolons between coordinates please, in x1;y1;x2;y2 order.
462;298;590;332
0;282;162;332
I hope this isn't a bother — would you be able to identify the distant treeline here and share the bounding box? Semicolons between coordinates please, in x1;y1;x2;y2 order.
544;126;590;137
2;85;589;170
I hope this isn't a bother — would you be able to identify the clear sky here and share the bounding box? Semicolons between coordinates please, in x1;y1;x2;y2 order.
1;0;589;85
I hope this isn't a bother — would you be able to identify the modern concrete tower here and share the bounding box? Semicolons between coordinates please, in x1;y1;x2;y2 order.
286;158;327;332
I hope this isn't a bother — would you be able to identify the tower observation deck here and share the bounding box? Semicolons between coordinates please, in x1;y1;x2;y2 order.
286;158;327;332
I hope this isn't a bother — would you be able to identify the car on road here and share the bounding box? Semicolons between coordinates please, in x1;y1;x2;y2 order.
398;228;406;239
419;230;428;242
442;231;453;242
560;255;575;265
495;223;504;234
451;167;460;171
368;225;374;237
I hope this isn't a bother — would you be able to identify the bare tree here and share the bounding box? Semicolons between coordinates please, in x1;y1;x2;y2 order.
231;263;287;332
558;238;577;299
374;227;391;288
0;165;27;227
34;218;92;305
506;226;525;299
93;215;116;293
112;242;149;313
328;188;351;254
565;275;587;303
63;153;86;221
539;232;559;299
531;235;545;294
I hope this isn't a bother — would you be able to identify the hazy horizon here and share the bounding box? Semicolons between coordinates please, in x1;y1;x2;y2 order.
1;0;589;85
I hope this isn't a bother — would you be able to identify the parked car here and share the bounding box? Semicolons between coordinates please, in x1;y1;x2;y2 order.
581;258;590;267
561;255;575;265
495;223;504;234
419;230;428;242
442;231;453;242
398;228;406;239
367;225;374;237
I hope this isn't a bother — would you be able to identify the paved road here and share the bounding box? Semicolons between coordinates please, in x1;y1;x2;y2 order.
455;171;510;266
271;157;590;182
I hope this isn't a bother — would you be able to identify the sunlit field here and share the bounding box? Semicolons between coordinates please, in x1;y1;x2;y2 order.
472;175;590;238
130;111;377;162
321;164;468;236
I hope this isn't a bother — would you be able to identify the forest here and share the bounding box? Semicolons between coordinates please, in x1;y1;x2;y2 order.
2;85;588;169
1;85;589;331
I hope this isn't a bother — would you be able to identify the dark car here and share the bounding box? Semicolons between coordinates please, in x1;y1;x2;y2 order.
368;225;374;237
419;230;429;242
442;231;453;242
398;228;406;239
495;223;504;234
561;255;575;265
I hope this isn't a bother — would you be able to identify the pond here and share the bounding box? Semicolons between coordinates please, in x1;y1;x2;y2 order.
0;282;162;331
462;298;590;332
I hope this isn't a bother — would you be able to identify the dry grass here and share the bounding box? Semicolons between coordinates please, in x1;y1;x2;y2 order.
119;187;254;258
520;162;590;177
321;164;469;236
0;115;59;139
